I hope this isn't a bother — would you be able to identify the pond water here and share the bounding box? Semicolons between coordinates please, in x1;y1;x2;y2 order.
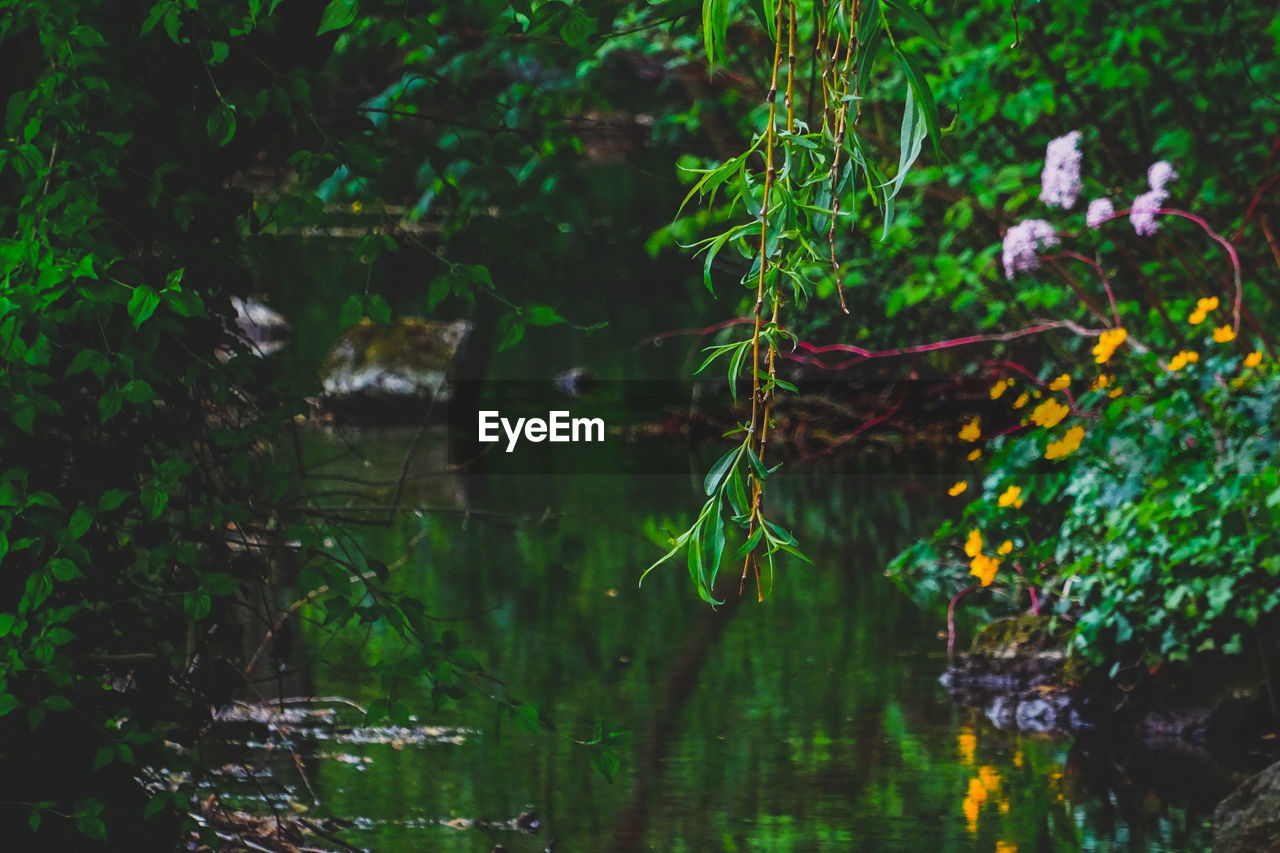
219;429;1224;852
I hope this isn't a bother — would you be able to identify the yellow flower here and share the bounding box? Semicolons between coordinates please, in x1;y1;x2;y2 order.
1012;391;1029;409
1045;424;1086;460
1197;296;1219;312
997;540;1013;555
969;554;999;586
1167;350;1200;372
1030;398;1070;428
351;201;364;213
959;416;981;442
948;481;968;496
967;448;982;461
964;529;983;558
1213;325;1235;343
1048;373;1071;391
1245;351;1263;368
998;485;1022;507
1187;308;1206;326
1108;387;1123;398
1092;327;1127;363
1089;373;1113;391
989;379;1010;400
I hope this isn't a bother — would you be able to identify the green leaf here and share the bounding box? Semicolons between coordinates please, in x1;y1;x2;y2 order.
366;293;392;325
140;2;168;35
559;7;594;52
98;489;129;512
702;0;729;67
736;524;763;557
525;305;566;326
338;294;365;328
93;744;115;771
121;380;155;404
317;0;360;34
127;285;161;328
703;445;741;495
897;50;943;161
141;484;168;521
48;558;83;582
880;82;927;240
69;507;94;540
0;613;14;638
206;102;236;147
588;743;621;782
881;0;949;48
184;590;212;620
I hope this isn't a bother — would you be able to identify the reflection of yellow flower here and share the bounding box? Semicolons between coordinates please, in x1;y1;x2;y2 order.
1045;424;1086;460
998;485;1022;507
1012;391;1029;409
1092;327;1127;363
967;448;981;461
958;729;976;764
997;540;1013;555
959;416;981;442
990;379;1010;399
979;765;1001;793
1030;398;1069;428
965;529;983;558
1167;350;1200;372
1048;374;1070;391
948;481;968;496
969;554;999;586
1245;351;1263;368
963;777;985;833
1213;325;1235;343
995;842;1018;853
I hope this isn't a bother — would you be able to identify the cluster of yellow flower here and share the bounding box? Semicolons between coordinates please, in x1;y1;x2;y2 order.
964;528;1013;586
1167;349;1199;371
1030;398;1069;428
1187;295;1236;343
1045;424;1086;460
1092;327;1127;363
1187;295;1218;325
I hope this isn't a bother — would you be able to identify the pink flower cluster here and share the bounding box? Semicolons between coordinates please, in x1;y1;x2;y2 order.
1003;132;1183;278
1038;131;1083;209
1002;219;1059;279
1129;161;1178;236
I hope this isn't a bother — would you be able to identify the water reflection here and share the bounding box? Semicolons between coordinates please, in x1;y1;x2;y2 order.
261;431;1220;852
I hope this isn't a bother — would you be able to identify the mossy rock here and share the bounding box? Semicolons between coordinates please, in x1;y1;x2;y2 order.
970;613;1062;659
320;317;473;403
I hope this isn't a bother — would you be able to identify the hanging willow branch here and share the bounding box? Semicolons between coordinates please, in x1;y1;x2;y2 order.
642;0;946;603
